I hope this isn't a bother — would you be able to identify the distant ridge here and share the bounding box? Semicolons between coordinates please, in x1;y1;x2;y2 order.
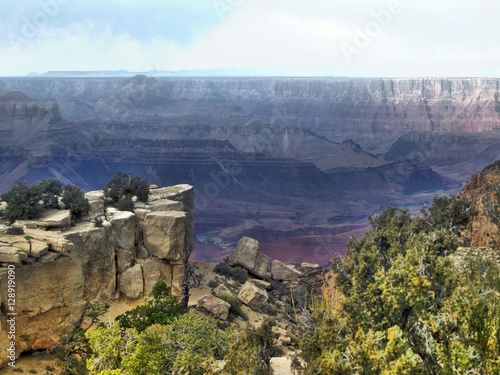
26;68;344;78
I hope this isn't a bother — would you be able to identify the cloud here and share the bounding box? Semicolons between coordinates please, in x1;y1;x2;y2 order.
0;0;498;76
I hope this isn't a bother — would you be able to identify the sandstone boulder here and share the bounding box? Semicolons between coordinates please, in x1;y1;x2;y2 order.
143;211;187;260
198;294;231;320
228;237;271;279
271;260;302;281
119;264;143;299
238;281;268;307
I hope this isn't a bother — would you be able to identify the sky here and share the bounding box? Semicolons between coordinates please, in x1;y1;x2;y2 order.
0;0;498;77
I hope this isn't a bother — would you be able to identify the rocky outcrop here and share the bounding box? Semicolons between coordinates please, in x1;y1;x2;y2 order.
228;237;271;279
0;184;194;367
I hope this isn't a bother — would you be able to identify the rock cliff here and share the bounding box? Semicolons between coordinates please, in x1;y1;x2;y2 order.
459;162;500;250
0;184;194;367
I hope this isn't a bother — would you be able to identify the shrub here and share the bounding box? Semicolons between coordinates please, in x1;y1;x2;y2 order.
229;266;248;284
7;226;24;235
103;172;149;203
62;185;90;221
207;279;220;288
257;302;278;316
1;183;43;223
114;198;135;212
116;281;184;332
214;262;231;276
36;179;63;208
93;217;104;227
223;318;277;374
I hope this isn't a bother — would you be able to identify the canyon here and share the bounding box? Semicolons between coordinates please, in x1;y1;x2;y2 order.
1;76;500;263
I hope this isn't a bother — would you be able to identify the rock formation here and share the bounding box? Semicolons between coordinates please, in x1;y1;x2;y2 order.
0;184;194;367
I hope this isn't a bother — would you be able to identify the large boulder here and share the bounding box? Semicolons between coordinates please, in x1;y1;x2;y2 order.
238;281;268;308
271;260;303;281
228;237;271;279
143;211;187;260
119;264;143;299
198;294;231;320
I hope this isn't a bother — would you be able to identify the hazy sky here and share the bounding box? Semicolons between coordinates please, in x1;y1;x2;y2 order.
0;0;498;77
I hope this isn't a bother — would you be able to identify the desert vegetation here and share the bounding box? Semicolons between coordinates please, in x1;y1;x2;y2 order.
1;179;89;224
293;198;500;374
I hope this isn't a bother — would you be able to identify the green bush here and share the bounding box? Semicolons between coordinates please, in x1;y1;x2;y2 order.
223;318;277;374
207;279;220;288
1;183;43;223
62;185;90;221
36;179;63;208
114;197;135;212
214;262;231;276
93;217;104;227
116;281;184;332
6;226;24;235
103;172;149;203
229;266;248;284
87;312;228;375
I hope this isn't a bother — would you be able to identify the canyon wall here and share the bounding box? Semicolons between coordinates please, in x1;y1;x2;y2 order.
1;76;500;264
0;184;193;367
1;76;499;153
